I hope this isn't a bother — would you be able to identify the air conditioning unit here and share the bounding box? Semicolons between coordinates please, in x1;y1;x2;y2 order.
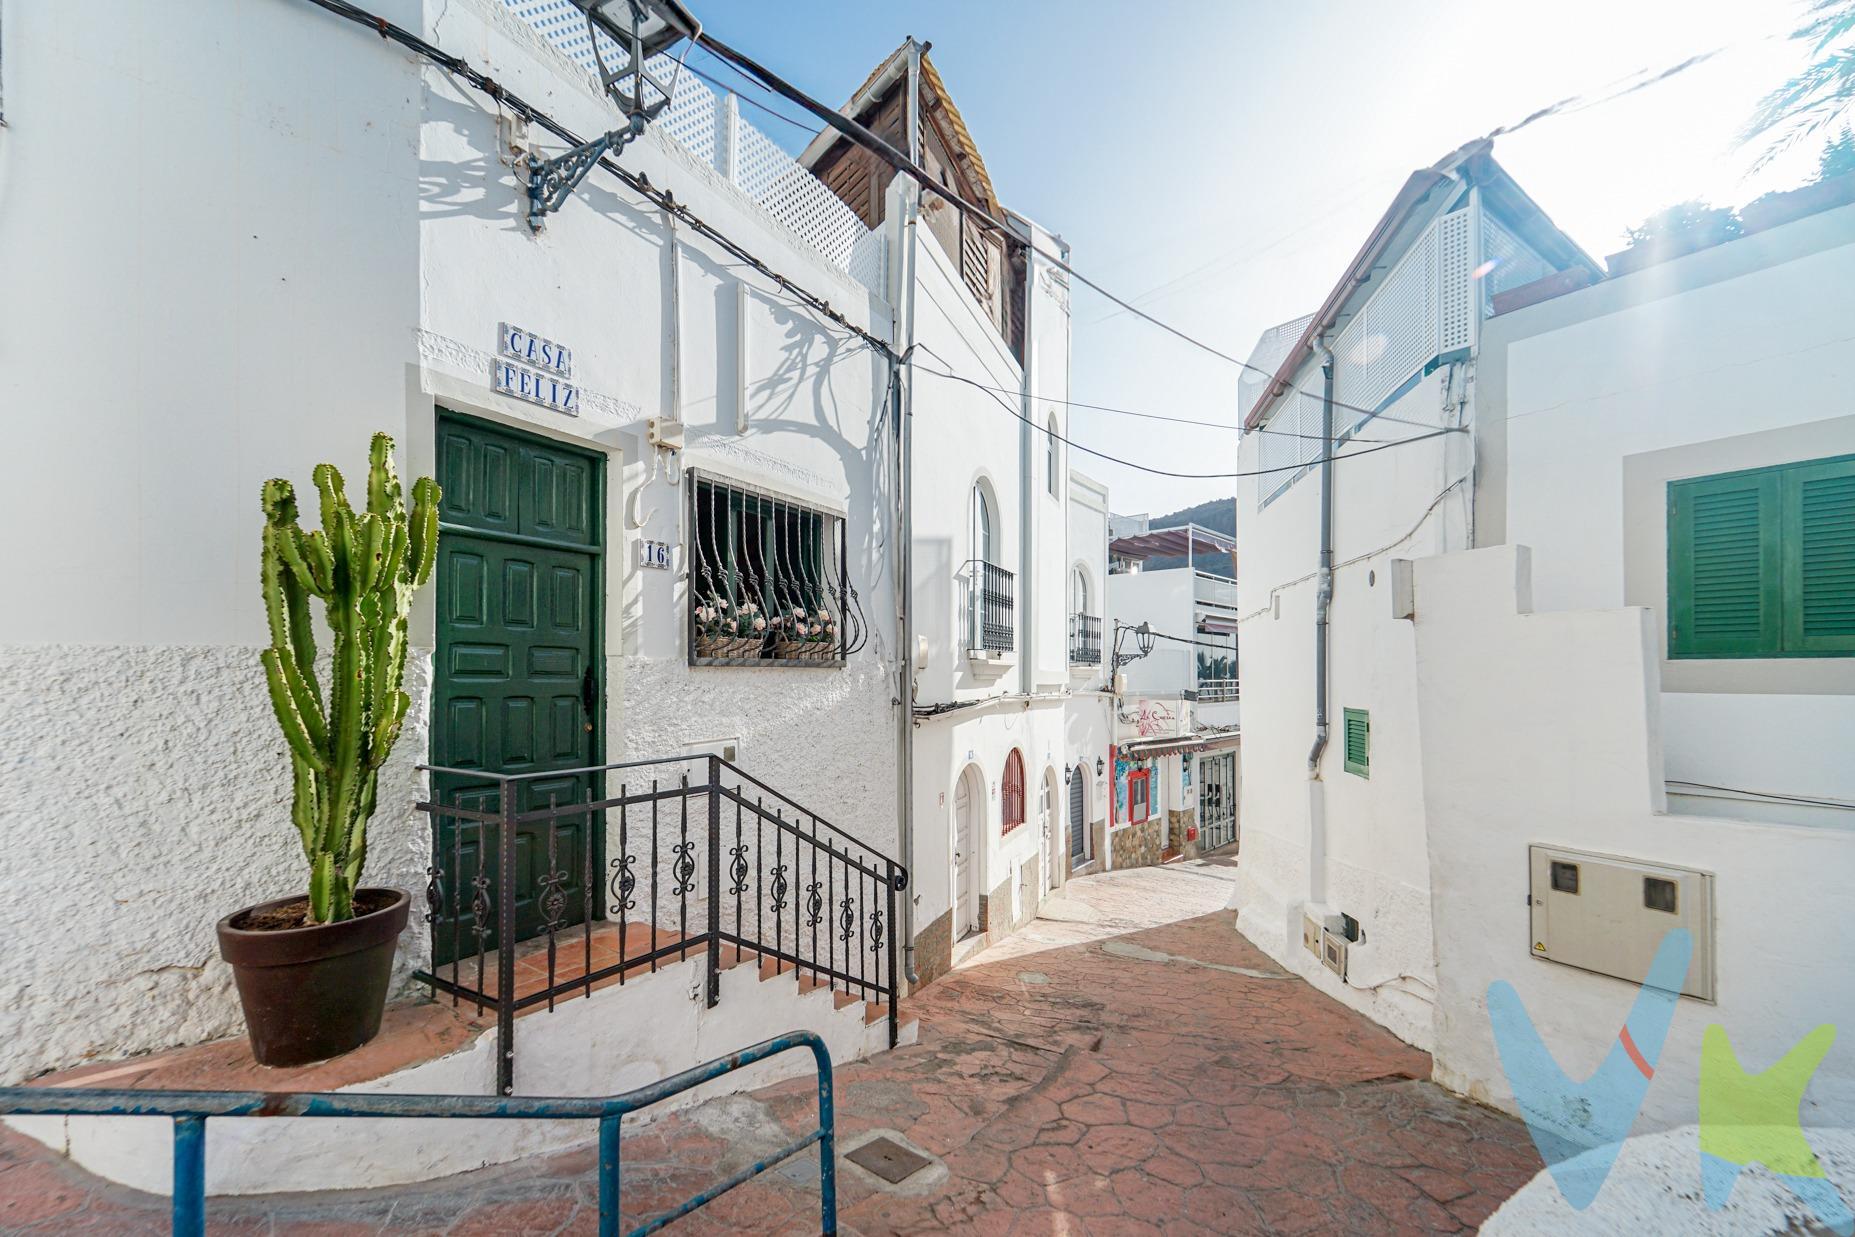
1320;927;1348;980
1528;845;1715;1001
1301;914;1322;958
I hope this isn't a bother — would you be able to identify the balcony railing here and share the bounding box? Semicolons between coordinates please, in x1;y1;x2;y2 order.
1197;679;1241;703
968;561;1015;653
1069;613;1102;665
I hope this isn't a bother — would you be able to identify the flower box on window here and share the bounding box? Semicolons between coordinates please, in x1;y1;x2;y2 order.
687;474;863;667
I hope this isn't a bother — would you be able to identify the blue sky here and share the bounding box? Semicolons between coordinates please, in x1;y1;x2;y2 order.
682;1;1823;514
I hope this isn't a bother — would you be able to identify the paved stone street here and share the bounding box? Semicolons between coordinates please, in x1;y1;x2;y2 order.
0;859;1540;1234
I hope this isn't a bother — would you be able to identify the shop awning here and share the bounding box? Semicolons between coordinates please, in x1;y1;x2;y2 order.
1121;728;1239;758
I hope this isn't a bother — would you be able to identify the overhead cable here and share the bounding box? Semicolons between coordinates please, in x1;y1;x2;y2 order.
913;350;1463;481
298;0;897;366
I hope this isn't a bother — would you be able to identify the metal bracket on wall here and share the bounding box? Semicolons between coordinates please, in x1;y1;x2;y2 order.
526;119;645;231
523;0;699;232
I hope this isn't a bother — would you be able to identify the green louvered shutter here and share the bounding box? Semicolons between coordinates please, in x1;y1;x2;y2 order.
1668;472;1781;657
1782;457;1855;655
1342;708;1369;778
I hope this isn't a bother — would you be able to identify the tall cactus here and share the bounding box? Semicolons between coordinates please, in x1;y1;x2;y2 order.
260;433;440;923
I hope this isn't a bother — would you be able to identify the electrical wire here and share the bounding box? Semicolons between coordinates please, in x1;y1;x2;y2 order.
296;0;899;368
915;369;1397;443
682;51;825;136
912;348;1463;481
1664;781;1855;812
694;29;1464;433
1138;627;1241;654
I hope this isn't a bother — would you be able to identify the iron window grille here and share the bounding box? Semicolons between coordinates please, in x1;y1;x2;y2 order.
968;560;1016;653
688;474;867;666
1001;749;1026;834
1069;613;1102;665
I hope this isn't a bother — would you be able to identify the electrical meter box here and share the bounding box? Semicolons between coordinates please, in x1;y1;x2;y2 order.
1528;845;1714;1000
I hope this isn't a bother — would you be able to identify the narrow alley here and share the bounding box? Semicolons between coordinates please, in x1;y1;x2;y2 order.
0;864;1538;1234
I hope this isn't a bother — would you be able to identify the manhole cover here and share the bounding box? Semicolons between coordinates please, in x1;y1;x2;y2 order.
846;1135;933;1184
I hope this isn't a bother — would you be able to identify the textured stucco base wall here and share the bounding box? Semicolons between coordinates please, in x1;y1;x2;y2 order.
911;908;952;991
618;656;899;861
1110;819;1163;869
0;645;432;1086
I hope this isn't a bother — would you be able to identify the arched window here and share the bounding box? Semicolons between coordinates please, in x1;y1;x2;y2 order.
1001;749;1026;833
1046;415;1061;497
973;482;994;564
1071;566;1089;615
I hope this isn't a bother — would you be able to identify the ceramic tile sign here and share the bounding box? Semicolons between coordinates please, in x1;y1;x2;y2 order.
495;322;578;415
637;539;671;570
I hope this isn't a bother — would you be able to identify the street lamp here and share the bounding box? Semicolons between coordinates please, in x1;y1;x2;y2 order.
1112;621;1155;670
527;0;702;232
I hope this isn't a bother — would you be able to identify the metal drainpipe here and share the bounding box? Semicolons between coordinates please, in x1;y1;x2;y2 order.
1307;342;1336;773
1306;341;1335;907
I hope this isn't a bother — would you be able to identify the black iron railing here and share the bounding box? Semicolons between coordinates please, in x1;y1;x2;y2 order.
415;755;907;1097
968;560;1015;653
1069;612;1102;664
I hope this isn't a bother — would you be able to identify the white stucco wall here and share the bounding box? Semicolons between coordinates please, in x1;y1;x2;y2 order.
0;0;902;1084
415;0;901;865
0;0;429;1085
1232;362;1466;1048
1415;545;1855;1133
1485;203;1855;823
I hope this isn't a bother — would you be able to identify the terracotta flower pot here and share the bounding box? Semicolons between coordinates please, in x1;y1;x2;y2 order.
216;888;410;1067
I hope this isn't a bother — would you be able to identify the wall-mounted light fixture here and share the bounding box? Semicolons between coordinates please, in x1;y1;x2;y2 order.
527;0;701;232
1095;756;1106;778
1112;621;1155;670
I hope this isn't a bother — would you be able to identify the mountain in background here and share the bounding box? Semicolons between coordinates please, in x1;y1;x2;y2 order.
1115;496;1237;574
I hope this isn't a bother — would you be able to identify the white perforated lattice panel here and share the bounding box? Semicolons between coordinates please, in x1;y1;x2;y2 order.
500;1;883;294
1436;208;1475;355
1333;224;1435;435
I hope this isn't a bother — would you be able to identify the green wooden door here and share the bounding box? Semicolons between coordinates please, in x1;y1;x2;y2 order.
431;412;604;963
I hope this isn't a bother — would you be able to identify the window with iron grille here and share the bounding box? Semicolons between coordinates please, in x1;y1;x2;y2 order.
1343;708;1370;778
1001;749;1026;833
688;474;861;665
1667;455;1855;659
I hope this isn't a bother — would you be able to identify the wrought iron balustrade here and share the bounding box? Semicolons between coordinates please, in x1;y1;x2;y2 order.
0;1031;838;1237
416;755;907;1097
967;560;1015;653
1196;678;1241;703
1069;613;1102;665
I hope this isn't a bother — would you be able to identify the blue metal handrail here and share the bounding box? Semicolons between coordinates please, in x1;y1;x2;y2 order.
0;1031;836;1237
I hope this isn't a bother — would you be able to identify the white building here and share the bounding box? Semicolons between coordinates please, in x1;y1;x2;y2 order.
1235;137;1855;1136
797;40;1114;983
1232;141;1602;1046
1105;522;1242;859
0;6;1110;1127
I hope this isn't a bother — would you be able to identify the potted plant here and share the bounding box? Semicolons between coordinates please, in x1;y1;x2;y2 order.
1605;200;1742;276
694;595;766;659
771;606;836;661
216;433;439;1067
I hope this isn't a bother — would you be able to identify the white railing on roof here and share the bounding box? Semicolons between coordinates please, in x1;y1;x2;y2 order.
502;1;885;294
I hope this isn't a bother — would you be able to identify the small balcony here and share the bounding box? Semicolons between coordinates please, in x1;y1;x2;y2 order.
968;561;1016;654
1069;613;1102;665
1193;571;1239;614
1196;679;1241;703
